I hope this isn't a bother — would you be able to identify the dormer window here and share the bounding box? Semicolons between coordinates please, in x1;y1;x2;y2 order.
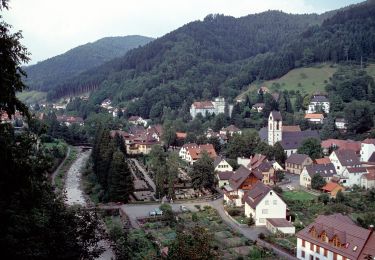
332;236;341;247
321;232;328;243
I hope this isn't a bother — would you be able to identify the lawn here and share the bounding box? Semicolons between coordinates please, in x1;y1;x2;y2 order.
238;63;337;99
282;191;317;201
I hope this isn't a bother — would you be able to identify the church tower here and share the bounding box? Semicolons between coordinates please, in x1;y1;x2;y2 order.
268;111;282;146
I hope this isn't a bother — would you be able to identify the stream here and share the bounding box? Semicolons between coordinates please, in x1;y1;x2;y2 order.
64;148;115;259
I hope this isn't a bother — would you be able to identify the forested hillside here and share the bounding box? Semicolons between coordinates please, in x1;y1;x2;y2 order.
48;1;375;121
24;35;154;91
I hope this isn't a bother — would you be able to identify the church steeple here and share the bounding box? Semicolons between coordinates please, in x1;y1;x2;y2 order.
268;111;282;146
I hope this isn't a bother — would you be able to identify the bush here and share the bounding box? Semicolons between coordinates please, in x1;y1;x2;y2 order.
192;212;198;222
273;186;283;194
194;205;201;211
318;193;330;205
258;233;265;239
247;214;255;226
227;208;241;216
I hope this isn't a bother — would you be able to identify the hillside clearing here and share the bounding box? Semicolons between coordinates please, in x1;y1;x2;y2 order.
17;90;46;104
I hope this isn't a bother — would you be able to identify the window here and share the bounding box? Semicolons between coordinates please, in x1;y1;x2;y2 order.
310;255;314;260
265;200;269;205
324;248;327;257
301;251;305;257
262;209;268;214
315;258;320;260
310;243;314;251
302;240;305;247
316;245;320;253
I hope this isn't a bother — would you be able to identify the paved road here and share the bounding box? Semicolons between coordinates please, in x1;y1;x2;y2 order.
279;173;300;190
131;159;156;191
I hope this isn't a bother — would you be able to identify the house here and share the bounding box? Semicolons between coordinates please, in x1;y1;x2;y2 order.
329;150;361;175
296;213;375;260
340;167;368;187
361;170;375;189
304;113;324;124
176;132;187;141
217;171;234;188
321;182;345;198
147;125;163;142
335;118;347;130
254;161;275;185
100;98;112;109
306;95;330;114
182;144;217;165
244;182;289;229
321;139;361;155
300;163;336;188
266;218;295;235
360;138;375;163
128;116;148;127
252;103;265;112
56;115;84;126
220;125;242;136
214;156;233;172
190;97;233;119
258;86;270;94
259;111;320;156
179;143;198;160
223;166;263;206
237;154;276;185
285;154;313;175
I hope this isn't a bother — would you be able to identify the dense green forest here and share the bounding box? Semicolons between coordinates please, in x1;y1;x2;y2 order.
24;35;153;91
44;1;375;122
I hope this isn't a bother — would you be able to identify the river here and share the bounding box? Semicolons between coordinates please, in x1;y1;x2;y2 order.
64;148;115;259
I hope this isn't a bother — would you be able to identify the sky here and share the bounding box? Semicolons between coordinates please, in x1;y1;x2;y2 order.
2;0;364;64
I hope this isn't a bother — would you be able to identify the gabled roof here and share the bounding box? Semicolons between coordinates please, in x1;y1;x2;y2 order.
222;124;240;132
182;143;198;149
311;95;329;102
286;153;310;165
244;181;272;209
297;214;373;260
248;154;267;169
321;139;361;153
176;132;187;139
283;125;301;132
267;218;294;228
217;171;234;181
229;166;262;190
213;156;225;168
270;111;282;121
304;163;336;178
252;103;265;108
362;172;375;180
346;167;367;174
362;138;375;145
281;130;320;150
322;182;344;192
333;150;361;167
368;152;375;163
192;101;214;109
257;161;274;172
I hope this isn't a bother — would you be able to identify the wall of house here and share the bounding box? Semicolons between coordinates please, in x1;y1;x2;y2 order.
215;161;233;172
329;152;346;175
360;143;375;162
266;222;295;234
299;170;311;188
341;169;366;187
285;149;297;157
296;238;345;260
253;191;286;226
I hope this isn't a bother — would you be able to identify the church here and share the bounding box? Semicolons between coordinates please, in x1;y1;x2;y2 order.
259;111;320;156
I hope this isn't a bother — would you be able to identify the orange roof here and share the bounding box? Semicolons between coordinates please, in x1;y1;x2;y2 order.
321;139;361;153
322;182;344;192
283;125;301;132
187;144;217;160
304;113;324;119
176;132;187;139
192;101;214;109
315;157;331;164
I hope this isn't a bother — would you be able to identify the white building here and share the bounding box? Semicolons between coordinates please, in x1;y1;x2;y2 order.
268;111;283;146
128;116;148;127
300;163;336;188
179;143;198;160
244;182;287;226
296;214;375;260
340;167;368;187
360;171;375;189
304;113;324;124
190;97;233;119
329;150;361;176
306;95;330;114
214;156;233;172
335;118;347;130
360;138;375;162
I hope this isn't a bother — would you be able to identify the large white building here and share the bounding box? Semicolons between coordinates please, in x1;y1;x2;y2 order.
296;214;375;260
329;150;361;175
244;182;287;226
360;138;375;162
306;95;330;114
190;97;233;119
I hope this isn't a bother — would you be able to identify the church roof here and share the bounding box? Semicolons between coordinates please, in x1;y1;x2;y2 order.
270;111;282;121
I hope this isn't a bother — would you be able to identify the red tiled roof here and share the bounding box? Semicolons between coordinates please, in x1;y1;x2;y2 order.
176;132;187;139
267;218;294;228
321;139;361;153
297;214;374;260
362;138;375;145
304;113;324;119
217;171;234;181
244;181;271;209
322;182;344;192
192;101;214;109
315;157;331;164
283;125;301;132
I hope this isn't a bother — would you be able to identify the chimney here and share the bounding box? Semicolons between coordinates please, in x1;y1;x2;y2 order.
369;224;374;233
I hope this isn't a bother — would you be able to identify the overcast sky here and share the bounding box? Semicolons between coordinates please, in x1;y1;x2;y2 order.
3;0;363;64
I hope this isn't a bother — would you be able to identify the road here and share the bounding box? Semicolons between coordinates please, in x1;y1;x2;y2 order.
51;146;71;186
131;158;156;191
279;173;300;190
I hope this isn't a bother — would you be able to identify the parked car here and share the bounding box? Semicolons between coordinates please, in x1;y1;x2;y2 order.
180;205;189;212
287;185;294;191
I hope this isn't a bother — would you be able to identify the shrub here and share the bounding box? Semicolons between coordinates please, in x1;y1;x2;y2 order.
192;212;198;222
194;205;201;211
258;233;265;239
247;214;255;226
273;186;283;194
227;208;241;216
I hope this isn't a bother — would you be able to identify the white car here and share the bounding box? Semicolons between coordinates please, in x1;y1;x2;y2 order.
180;205;189;212
287;185;294;191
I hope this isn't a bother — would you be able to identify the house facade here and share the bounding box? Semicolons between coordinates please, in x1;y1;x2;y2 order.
329;150;361;175
285;154;313;175
296;214;375;260
214;156;233;172
340;167;368;187
360;171;375;189
244;182;287;227
300;163;336;188
190;97;233;119
306;95;330;114
360;138;375;162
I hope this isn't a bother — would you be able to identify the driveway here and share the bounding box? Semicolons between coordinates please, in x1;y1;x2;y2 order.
279;173;300;190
